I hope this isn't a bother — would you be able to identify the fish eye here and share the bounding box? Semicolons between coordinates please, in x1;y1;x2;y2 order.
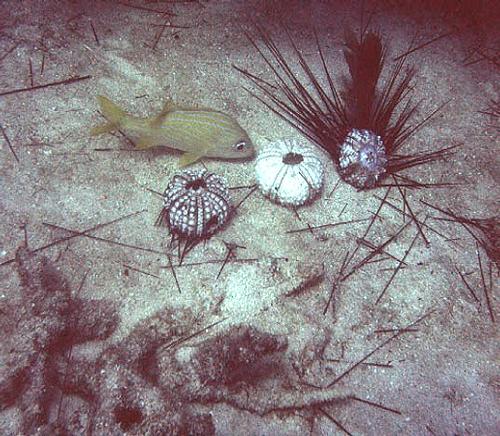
234;141;246;151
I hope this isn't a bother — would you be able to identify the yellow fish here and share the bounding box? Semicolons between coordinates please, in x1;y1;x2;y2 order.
91;95;254;166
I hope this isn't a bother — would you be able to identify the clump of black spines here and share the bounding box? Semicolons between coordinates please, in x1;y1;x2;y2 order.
235;24;457;190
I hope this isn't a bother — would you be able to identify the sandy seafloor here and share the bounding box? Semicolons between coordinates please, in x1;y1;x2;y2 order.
0;0;499;435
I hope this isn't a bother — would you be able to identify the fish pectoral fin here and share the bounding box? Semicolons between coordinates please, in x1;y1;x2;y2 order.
179;151;204;167
90;122;116;136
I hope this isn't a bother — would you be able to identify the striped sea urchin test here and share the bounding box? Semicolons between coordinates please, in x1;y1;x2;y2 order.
157;169;232;240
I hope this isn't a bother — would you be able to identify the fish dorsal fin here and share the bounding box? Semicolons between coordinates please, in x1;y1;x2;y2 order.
150;99;176;128
149;101;221;130
149;99;207;122
185;104;217;112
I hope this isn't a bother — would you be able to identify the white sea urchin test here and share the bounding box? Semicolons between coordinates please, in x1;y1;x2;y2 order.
255;138;324;206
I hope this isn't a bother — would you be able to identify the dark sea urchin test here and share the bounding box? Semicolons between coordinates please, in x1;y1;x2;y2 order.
339;128;387;189
235;26;456;190
156;168;232;260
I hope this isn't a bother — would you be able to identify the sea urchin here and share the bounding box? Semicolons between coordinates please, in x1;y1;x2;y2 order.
235;25;456;191
156;168;232;260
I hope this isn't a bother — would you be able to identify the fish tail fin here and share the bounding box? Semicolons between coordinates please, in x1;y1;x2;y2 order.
90;95;128;136
90;122;115;136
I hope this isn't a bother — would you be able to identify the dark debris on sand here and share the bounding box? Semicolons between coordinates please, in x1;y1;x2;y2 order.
1;246;350;435
0;246;119;435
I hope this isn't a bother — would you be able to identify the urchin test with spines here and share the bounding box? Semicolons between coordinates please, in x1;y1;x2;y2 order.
235;25;457;191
